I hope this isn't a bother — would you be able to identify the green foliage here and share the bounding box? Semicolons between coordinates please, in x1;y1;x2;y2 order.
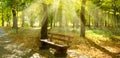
86;29;112;41
0;0;120;29
4;0;33;11
92;29;112;36
42;0;54;5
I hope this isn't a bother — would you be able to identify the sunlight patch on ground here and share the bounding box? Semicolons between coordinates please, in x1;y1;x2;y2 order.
32;27;40;30
30;53;45;58
86;30;110;42
105;46;117;53
104;46;120;53
69;32;113;58
2;54;20;58
68;50;89;58
69;45;112;58
0;33;8;37
86;29;120;56
0;29;8;37
4;43;31;58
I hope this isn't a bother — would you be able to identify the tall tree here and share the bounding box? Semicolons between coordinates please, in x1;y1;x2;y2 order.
80;0;86;37
6;9;11;26
1;0;4;26
30;14;34;27
21;11;25;27
11;0;18;29
12;9;18;29
40;3;48;39
94;9;99;28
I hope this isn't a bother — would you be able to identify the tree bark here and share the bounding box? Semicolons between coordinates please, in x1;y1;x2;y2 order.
21;11;25;27
50;15;53;29
7;10;10;27
30;18;34;27
80;0;86;37
88;15;91;28
40;4;48;39
107;12;110;27
59;9;63;27
94;9;99;28
12;9;18;29
1;1;4;26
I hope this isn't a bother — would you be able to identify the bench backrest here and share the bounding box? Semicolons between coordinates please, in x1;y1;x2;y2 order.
48;32;74;45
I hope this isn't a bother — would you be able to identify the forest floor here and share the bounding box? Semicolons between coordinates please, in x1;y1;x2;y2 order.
0;27;120;58
0;27;41;58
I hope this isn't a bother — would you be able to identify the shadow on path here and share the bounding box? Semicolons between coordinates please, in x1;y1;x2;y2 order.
85;37;120;58
39;49;67;58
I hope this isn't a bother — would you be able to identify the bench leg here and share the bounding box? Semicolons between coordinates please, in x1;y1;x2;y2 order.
54;48;67;57
40;42;49;49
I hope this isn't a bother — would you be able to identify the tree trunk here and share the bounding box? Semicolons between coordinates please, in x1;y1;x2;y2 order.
49;13;53;29
30;19;34;27
107;12;110;27
94;9;99;28
104;18;107;27
73;17;79;29
21;11;25;27
1;9;4;26
104;11;107;27
7;10;10;27
118;15;120;27
50;16;53;29
99;12;103;29
80;0;86;37
53;20;56;27
113;10;116;28
12;9;18;29
88;15;91;28
59;9;63;27
1;2;4;26
40;4;48;39
115;8;119;28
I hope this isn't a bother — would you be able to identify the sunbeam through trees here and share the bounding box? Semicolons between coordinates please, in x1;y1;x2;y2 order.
0;0;120;58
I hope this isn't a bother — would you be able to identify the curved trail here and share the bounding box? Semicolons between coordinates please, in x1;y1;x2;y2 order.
0;29;34;58
0;28;90;58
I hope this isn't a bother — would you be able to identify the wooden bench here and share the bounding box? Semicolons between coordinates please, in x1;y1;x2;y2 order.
40;32;73;57
48;32;74;45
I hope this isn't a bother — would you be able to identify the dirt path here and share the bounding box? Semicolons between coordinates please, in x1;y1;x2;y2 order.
0;29;66;58
0;28;91;58
0;29;36;58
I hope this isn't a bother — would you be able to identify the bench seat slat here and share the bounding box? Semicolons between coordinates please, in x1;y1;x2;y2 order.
48;33;73;44
48;32;73;38
40;39;68;47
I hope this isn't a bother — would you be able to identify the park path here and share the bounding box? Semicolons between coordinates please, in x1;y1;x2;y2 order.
0;28;41;58
0;28;90;58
